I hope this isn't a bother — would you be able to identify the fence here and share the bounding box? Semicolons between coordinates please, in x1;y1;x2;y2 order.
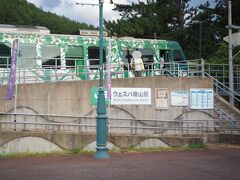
0;112;239;135
0;58;240;90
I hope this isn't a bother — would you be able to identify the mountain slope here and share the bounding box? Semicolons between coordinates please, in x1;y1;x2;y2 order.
0;0;95;34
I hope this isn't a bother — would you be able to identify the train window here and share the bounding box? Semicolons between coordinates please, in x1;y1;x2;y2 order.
173;50;184;62
160;50;170;62
65;45;84;68
19;44;36;68
0;42;11;68
122;48;153;70
42;45;61;69
88;46;106;70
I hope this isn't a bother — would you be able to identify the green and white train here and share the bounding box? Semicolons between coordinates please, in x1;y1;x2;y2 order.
0;24;187;84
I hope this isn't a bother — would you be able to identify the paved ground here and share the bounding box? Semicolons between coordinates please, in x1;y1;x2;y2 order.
0;145;240;180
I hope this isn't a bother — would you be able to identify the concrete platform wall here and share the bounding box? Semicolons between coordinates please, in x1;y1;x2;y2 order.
0;77;215;154
0;76;214;120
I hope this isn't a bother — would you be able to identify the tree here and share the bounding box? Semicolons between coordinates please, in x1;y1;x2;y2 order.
105;0;194;39
0;0;95;34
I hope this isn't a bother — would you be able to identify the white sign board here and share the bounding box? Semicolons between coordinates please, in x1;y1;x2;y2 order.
223;32;240;48
155;88;169;109
190;89;214;109
111;88;151;105
171;90;188;106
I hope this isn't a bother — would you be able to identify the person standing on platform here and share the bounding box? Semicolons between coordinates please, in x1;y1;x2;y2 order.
131;50;144;77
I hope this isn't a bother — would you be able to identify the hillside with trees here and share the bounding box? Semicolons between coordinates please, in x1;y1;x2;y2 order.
105;0;240;63
0;0;95;34
0;0;239;63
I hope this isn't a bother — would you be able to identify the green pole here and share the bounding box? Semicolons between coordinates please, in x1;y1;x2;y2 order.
95;0;110;158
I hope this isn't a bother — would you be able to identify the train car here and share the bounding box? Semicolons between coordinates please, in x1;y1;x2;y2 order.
0;24;187;84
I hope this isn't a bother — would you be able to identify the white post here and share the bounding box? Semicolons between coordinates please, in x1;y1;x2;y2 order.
228;0;234;105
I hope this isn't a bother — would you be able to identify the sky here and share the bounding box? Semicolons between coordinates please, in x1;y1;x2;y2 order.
26;0;211;26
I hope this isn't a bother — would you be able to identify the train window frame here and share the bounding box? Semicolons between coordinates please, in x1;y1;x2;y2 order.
173;50;184;63
122;48;154;70
65;45;84;69
41;45;61;69
0;42;11;68
160;49;171;62
18;43;37;68
88;46;106;70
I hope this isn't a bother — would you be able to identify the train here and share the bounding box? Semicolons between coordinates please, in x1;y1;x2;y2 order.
0;24;187;84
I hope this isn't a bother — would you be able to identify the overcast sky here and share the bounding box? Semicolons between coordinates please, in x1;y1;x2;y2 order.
26;0;211;26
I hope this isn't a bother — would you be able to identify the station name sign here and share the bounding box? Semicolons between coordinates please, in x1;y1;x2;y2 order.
111;88;151;105
91;87;151;105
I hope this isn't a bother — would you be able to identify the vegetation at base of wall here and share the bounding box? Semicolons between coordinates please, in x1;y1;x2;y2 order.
0;143;207;158
117;143;207;153
186;143;207;150
0;151;67;159
66;148;95;155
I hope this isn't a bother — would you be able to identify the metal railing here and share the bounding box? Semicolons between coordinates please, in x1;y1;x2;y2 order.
0;57;239;85
1;58;240;135
0;59;203;84
204;72;240;102
214;105;239;127
0;112;239;135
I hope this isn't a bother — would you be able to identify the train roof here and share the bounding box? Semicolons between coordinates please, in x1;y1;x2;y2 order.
0;24;181;46
0;24;50;35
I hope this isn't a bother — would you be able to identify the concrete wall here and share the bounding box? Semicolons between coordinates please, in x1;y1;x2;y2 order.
0;131;204;155
0;77;215;154
0;76;214;120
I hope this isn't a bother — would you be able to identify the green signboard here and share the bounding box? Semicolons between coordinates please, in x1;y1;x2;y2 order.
91;86;110;105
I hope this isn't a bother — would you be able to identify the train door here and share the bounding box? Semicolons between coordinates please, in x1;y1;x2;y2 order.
160;49;170;62
0;42;11;68
159;49;171;73
88;46;106;79
122;49;133;78
0;42;11;84
65;45;84;80
122;48;154;78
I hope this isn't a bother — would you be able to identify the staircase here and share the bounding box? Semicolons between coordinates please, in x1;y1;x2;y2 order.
204;72;240;134
214;95;240;133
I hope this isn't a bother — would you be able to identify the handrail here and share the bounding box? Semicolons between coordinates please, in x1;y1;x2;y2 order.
1;110;240;135
214;105;239;128
0;112;218;123
204;72;240;102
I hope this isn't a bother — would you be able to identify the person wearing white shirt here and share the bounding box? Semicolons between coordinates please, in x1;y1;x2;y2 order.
131;50;144;77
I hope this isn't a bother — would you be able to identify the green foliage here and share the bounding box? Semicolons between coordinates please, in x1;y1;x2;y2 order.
105;0;194;39
67;148;94;155
0;149;95;158
187;143;207;150
0;143;207;158
207;43;228;64
0;151;66;158
1;0;240;63
105;0;240;63
0;0;95;34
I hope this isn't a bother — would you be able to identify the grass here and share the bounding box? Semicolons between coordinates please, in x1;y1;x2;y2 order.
187;143;207;150
0;143;207;158
0;151;66;159
116;143;207;153
0;149;94;159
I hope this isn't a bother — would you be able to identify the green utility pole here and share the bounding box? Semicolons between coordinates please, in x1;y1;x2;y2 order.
95;0;110;158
